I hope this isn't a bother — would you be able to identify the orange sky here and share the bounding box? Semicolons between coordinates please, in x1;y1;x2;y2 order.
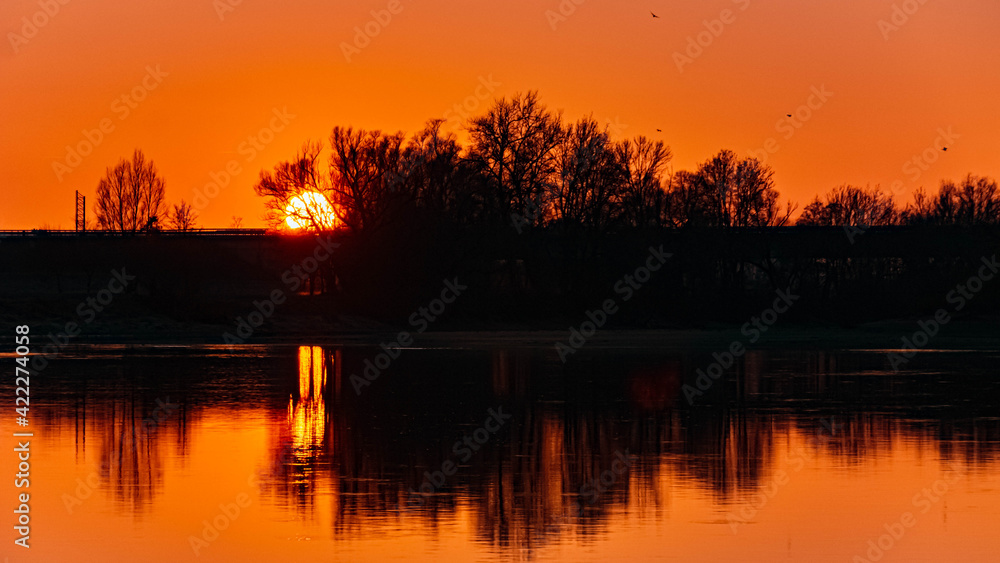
2;0;998;229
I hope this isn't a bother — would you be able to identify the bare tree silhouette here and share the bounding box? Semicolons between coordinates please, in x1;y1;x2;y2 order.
466;91;564;225
94;149;166;232
254;141;338;232
665;150;791;228
615;135;672;229
663;169;715;228
398;119;468;218
168;200;197;231
902;174;1000;226
797;184;897;226
551;116;621;230
327;126;405;232
255;121;473;234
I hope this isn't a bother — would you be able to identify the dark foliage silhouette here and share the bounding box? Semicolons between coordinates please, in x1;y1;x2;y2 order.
95;149;166;233
168;199;198;231
902;175;1000;226
797;185;897;226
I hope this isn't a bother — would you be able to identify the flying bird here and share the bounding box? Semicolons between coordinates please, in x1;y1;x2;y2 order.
786;114;792;117
656;128;662;132
942;147;948;151
651;11;660;18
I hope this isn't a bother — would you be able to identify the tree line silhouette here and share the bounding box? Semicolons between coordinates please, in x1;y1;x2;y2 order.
799;177;1000;227
249;91;998;235
81;92;1000;324
252;91;804;234
89;92;998;235
92;149;200;232
243;91;1000;323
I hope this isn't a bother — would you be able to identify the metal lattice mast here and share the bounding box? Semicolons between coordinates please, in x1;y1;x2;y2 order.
75;190;86;231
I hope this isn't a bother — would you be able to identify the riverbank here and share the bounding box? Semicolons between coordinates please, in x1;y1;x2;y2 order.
4;292;997;351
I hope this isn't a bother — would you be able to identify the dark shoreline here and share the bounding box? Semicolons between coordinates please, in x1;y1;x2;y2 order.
11;317;1000;350
5;228;999;350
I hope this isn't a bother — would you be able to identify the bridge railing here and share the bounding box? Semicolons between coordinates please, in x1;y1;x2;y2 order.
0;229;270;238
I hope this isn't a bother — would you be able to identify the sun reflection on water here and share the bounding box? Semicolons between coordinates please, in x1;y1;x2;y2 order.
289;346;336;453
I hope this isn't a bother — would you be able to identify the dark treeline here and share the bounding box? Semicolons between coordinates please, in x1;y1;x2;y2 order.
256;91;999;234
48;93;999;325
799;178;1000;227
248;91;1000;324
255;91;799;235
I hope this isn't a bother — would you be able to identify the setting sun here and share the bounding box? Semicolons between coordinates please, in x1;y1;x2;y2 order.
284;191;340;231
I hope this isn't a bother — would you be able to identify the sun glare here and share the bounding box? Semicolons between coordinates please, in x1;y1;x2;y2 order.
284;191;340;230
